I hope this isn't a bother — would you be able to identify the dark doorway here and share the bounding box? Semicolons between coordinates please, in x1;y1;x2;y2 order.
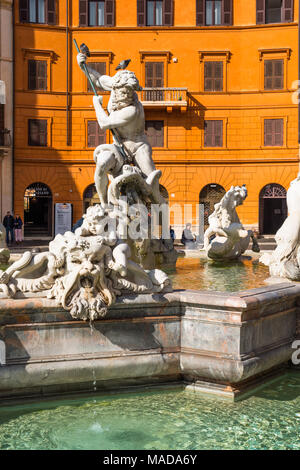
83;184;100;213
259;183;287;234
199;183;226;231
24;182;52;237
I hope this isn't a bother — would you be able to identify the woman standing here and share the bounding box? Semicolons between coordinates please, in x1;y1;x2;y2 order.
14;215;23;244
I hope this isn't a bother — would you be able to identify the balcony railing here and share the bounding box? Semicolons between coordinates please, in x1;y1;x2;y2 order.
138;88;188;106
0;129;11;150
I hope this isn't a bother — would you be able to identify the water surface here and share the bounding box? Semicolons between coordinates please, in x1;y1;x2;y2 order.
0;372;299;450
167;257;269;292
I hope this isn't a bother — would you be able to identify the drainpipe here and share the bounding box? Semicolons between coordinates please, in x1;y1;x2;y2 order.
298;0;300;170
66;0;69;145
12;0;15;212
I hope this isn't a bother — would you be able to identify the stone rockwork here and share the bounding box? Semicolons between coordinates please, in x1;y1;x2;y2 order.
204;185;260;261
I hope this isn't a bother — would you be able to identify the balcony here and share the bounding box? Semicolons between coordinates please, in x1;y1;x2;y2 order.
138;88;188;110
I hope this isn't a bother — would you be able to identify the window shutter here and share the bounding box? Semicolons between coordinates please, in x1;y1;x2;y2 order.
274;119;283;146
256;0;265;24
204;121;213;147
19;0;29;23
88;121;97;147
145;62;154;87
283;0;294;22
29;119;47;146
163;0;174;26
223;0;233;26
137;0;146;26
145;121;164;147
155;62;164;87
214;120;223;146
155;121;164;147
28;60;37;90
274;60;283;89
264;60;283;90
96;126;106;146
87;62;106;91
29;120;39;146
40;120;48;146
105;0;115;26
37;61;47;90
79;0;88;26
196;0;205;26
47;0;56;25
214;62;223;91
205;120;223;147
264;119;283;147
204;62;223;92
204;62;213;91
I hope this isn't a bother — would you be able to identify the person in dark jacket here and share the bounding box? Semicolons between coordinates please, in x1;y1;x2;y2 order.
14;215;23;244
3;211;14;245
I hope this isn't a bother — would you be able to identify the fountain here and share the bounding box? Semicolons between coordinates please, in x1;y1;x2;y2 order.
0;50;298;408
204;184;260;261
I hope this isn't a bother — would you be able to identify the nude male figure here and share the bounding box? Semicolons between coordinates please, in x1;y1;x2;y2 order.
77;53;162;206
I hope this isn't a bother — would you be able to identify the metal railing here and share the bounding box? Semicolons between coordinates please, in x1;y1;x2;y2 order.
139;88;188;103
0;129;11;147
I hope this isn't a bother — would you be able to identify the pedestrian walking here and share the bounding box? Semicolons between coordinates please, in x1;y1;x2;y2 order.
2;211;14;245
14;215;23;244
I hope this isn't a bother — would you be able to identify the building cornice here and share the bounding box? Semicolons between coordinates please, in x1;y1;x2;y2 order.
14;22;299;33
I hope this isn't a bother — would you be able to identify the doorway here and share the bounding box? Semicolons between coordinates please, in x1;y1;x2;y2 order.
259;183;287;234
24;182;52;237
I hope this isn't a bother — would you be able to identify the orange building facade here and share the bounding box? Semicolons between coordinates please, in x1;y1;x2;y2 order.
14;0;300;238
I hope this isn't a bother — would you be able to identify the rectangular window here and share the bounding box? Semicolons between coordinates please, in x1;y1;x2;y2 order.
206;0;222;25
87;121;106;147
204;61;223;91
28;119;47;146
19;0;56;24
89;1;105;25
145;62;164;100
137;0;173;26
147;1;163;25
204;120;223;147
196;0;233;26
145;120;164;147
79;0;115;26
266;0;282;23
257;0;294;24
264;119;283;146
264;59;284;90
87;62;106;91
28;60;47;90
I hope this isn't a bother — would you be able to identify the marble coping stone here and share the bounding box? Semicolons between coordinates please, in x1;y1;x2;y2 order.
0;282;299;400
